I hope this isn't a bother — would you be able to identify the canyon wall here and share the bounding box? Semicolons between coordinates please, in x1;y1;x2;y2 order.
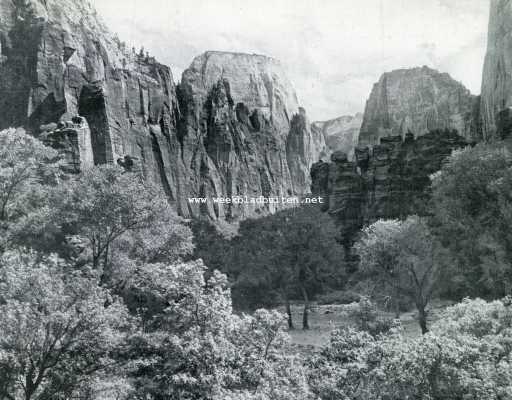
0;0;326;222
359;66;479;146
481;0;512;140
311;130;468;265
177;51;327;220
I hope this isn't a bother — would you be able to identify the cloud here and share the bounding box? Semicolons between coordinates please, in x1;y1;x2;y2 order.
91;0;490;121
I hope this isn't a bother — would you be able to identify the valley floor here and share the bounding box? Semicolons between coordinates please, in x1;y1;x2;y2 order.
284;301;453;352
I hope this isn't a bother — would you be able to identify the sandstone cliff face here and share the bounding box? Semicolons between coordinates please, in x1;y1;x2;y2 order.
178;51;327;220
0;0;180;180
312;113;363;159
311;130;468;265
0;0;326;221
359;67;479;146
481;0;512;140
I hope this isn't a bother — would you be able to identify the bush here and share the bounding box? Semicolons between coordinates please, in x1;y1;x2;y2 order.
308;297;512;400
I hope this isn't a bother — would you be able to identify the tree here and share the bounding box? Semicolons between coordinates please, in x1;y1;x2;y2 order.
230;206;345;330
0;250;132;400
55;165;190;282
309;297;512;400
0;128;61;252
431;143;512;298
124;260;312;400
355;216;438;333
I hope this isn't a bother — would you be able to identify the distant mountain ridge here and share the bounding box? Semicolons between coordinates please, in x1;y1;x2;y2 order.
312;113;363;159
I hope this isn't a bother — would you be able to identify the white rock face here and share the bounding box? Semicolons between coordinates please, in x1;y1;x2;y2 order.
182;51;300;135
359;66;478;146
178;51;327;220
312;113;363;159
481;0;512;140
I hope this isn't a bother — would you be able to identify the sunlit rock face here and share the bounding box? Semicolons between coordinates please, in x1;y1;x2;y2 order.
359;66;479;147
481;0;512;140
177;51;327;220
0;0;326;221
312;113;363;160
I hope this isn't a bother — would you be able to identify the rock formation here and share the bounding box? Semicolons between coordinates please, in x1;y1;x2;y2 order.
311;130;468;266
312;113;363;159
359;66;479;146
39;116;94;173
0;0;326;222
0;0;180;178
481;0;512;140
177;51;327;220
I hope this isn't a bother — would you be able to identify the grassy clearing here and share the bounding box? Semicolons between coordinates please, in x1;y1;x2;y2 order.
282;300;454;353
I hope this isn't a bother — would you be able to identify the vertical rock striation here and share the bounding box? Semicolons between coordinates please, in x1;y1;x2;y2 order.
0;0;180;185
312;130;468;266
481;0;512;140
178;51;327;220
359;66;479;146
0;0;326;222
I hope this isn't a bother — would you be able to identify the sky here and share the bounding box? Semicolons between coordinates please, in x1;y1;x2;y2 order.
91;0;490;122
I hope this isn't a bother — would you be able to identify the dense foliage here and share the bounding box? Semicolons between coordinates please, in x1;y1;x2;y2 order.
431;143;512;298
194;206;345;329
2;128;512;399
309;298;512;400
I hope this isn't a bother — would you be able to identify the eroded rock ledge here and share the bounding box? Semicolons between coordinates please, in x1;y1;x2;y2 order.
311;130;469;267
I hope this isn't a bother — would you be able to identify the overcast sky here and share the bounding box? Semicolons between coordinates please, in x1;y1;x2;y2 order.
91;0;490;121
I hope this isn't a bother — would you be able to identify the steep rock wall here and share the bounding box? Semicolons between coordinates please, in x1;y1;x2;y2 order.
311;130;468;266
0;0;326;221
0;0;180;183
481;0;512;140
359;66;479;146
177;51;326;220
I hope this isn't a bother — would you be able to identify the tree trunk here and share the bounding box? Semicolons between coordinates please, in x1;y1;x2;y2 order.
301;286;310;330
417;303;428;334
286;299;294;330
394;295;400;319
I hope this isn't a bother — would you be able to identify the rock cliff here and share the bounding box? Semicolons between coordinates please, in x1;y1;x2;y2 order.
311;130;468;266
177;51;327;220
359;66;479;146
312;113;363;159
481;0;512;140
0;0;179;179
0;0;326;221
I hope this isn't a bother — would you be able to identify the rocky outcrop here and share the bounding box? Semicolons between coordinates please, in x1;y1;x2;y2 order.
0;0;326;222
481;0;512;140
312;113;363;159
359;67;479;146
178;51;327;220
40;116;94;173
311;130;468;263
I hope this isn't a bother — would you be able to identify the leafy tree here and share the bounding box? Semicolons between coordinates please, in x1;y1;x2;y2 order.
124;260;312;400
231;206;344;330
55;165;191;282
355;216;438;333
0;128;61;252
193;206;344;330
431;143;512;298
0;250;132;400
